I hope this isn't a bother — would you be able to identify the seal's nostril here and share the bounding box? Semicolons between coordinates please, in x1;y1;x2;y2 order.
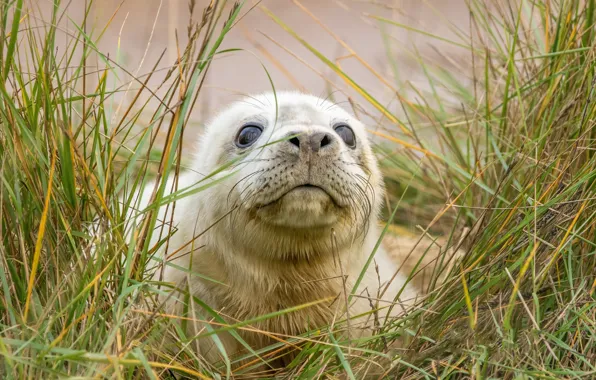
289;137;300;148
307;132;334;153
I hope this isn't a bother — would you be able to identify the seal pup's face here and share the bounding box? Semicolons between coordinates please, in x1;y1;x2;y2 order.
195;92;383;240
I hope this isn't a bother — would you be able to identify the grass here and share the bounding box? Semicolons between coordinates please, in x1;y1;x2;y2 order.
1;0;596;378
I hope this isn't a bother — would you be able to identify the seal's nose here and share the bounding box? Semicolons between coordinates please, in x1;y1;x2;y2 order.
288;131;336;154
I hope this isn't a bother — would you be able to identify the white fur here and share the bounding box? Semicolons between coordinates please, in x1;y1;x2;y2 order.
127;91;417;367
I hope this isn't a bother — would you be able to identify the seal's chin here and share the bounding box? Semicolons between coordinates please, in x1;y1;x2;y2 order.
254;185;340;228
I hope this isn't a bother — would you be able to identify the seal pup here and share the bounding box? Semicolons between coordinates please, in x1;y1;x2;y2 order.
131;91;418;368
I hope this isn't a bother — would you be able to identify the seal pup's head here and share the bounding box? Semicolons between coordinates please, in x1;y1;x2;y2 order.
192;91;384;260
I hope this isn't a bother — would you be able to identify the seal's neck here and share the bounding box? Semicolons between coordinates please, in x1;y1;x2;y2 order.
211;224;368;301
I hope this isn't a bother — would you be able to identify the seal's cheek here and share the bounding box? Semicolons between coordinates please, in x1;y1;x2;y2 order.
254;187;340;229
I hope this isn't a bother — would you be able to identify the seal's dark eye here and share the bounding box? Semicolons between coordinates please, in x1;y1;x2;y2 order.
334;124;356;148
235;125;263;148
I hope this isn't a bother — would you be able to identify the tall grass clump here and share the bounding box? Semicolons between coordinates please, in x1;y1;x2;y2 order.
1;0;596;378
371;1;596;377
0;0;248;378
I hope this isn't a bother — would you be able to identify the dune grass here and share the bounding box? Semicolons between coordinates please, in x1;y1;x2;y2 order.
1;0;596;378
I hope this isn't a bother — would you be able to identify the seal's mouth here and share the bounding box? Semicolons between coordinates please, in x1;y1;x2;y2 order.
256;183;340;209
293;184;323;190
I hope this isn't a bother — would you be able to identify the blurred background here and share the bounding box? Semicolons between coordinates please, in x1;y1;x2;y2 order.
19;0;490;228
31;0;475;129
